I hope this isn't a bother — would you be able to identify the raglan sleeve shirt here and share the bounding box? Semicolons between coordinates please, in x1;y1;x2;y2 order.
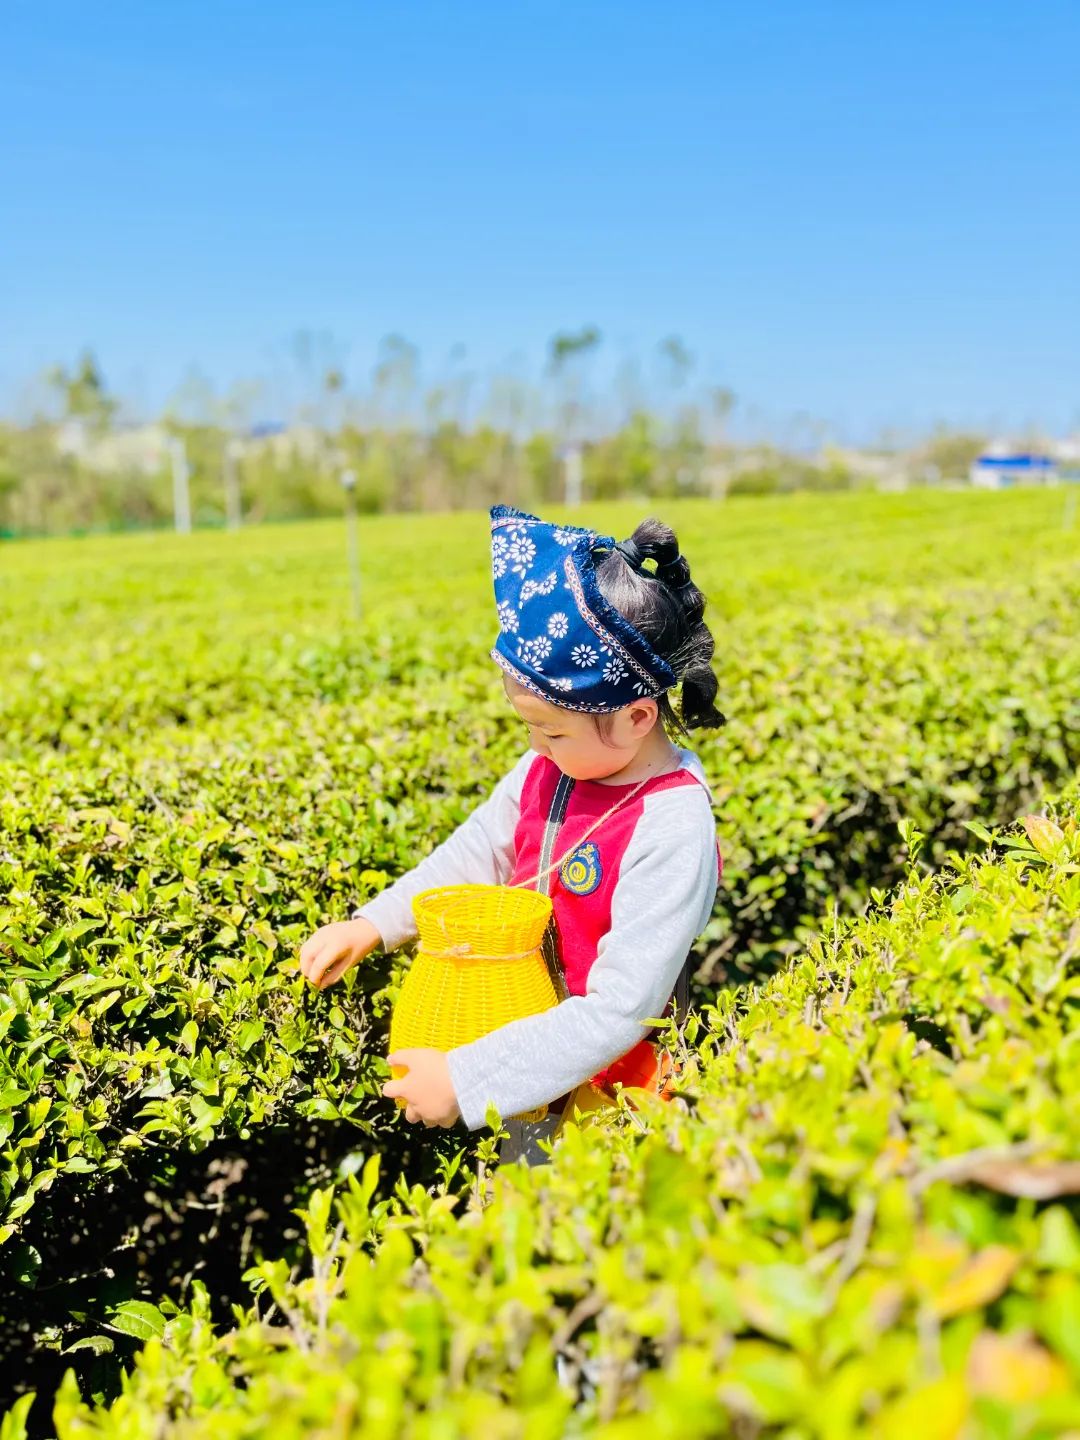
351;749;536;952
445;783;718;1129
353;753;719;1132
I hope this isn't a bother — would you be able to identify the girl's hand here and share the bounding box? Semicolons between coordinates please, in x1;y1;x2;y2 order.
298;917;382;989
384;1049;462;1128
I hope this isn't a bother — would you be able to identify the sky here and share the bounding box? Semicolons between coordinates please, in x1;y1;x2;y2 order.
2;0;1078;443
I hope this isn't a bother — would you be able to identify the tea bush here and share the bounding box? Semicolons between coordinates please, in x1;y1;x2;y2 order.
17;790;1079;1438
2;495;1079;1254
2;493;1079;1430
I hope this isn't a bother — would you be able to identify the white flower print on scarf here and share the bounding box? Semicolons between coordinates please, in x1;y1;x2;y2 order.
497;600;519;634
517;634;553;669
520;571;557;606
507;528;537;578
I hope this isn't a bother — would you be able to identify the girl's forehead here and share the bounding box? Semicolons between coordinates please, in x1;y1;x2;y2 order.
501;675;574;725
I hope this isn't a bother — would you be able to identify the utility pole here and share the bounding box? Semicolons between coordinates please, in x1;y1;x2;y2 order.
548;326;600;509
170;437;191;534
563;445;583;508
223;438;243;530
341;469;361;621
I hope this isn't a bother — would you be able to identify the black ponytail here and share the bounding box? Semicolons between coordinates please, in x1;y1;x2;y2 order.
595;517;727;740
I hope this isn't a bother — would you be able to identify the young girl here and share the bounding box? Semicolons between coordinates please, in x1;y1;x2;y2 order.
299;504;725;1165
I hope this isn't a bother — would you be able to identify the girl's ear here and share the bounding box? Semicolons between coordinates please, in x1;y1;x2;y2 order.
628;699;659;733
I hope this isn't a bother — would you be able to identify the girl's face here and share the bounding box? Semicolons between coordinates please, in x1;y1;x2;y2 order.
501;673;660;781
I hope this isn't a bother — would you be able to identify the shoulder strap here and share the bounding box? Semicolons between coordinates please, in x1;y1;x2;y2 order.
536;769;576;899
669;767;709;1028
535;765;693;1025
673;957;690;1028
534;769;575;1000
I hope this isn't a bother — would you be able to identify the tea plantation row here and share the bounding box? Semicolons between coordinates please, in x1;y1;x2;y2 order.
2;493;1078;1428
2;506;1078;1253
10;789;1078;1438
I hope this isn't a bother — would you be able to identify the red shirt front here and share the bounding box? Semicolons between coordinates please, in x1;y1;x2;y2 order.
510;755;722;1092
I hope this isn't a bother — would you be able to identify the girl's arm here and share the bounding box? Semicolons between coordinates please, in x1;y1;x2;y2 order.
445;786;719;1130
350;749;535;952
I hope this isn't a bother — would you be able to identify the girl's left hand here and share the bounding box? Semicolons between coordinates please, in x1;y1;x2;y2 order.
384;1049;462;1128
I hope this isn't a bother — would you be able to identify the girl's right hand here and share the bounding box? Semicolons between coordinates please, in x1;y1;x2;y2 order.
298;917;382;990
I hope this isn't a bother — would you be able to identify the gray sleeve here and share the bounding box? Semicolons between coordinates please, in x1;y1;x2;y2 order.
445;785;719;1131
351;749;535;952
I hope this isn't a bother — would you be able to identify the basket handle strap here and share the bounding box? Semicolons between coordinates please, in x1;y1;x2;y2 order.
536;770;576;899
532;770;575;1001
532;767;694;1027
673;956;690;1027
518;771;653;893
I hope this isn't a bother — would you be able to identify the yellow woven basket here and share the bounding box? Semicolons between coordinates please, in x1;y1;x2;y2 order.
389;883;559;1121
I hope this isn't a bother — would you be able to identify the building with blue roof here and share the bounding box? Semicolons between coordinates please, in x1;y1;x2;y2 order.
969;452;1059;488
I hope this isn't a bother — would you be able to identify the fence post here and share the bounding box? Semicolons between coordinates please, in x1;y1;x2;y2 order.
563;445;583;507
341;469;361;620
170;437;191;534
224;439;243;530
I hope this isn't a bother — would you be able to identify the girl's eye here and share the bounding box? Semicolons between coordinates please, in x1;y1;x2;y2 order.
520;718;563;739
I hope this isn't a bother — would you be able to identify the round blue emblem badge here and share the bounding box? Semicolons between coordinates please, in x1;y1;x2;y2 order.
560;841;603;896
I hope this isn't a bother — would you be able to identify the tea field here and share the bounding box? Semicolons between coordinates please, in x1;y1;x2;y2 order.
2;490;1079;1437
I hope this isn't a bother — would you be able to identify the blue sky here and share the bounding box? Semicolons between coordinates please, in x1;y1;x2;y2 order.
2;0;1078;441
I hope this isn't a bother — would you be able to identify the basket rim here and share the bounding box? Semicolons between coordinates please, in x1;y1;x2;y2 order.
412;882;552;922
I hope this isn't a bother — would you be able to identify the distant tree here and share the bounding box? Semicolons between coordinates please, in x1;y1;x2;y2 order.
45;350;117;430
286;329;349;428
705;386;737;497
613;353;645;425
707;386;736;438
547;326;602;449
657;335;694;392
372;334;420;431
920;429;989;482
549;325;601;371
587;409;658;499
165;366;217;426
653;337;703;492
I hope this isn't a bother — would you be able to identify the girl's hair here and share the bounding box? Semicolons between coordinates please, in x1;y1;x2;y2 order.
593;517;726;743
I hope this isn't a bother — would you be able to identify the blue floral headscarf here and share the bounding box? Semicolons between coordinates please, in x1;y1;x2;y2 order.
489;504;677;713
